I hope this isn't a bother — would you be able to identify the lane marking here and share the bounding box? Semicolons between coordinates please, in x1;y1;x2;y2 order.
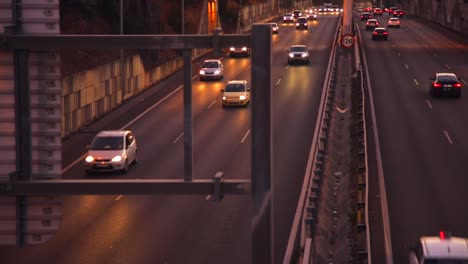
241;129;251;144
462;79;468;85
173;132;184;143
286;65;290;69
397;52;401;57
443;130;453;145
413;79;419;86
444;64;451;70
433;53;438;56
404;64;409;69
115;195;123;201
207;100;216;109
205;195;212;201
426;100;432;109
276;79;281;86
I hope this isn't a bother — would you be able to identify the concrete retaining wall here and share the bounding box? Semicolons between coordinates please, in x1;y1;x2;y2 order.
402;0;468;36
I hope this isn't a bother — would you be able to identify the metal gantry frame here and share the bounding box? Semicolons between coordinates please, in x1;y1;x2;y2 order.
0;25;275;263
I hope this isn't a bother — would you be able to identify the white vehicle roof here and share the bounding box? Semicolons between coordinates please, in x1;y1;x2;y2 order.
96;130;129;137
436;73;457;77
389;17;400;21
421;236;468;259
227;80;247;84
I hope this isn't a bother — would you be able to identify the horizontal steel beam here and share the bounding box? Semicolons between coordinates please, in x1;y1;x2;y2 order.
0;179;251;195
1;34;251;50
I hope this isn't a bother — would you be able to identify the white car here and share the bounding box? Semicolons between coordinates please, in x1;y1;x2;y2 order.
287;45;310;65
222;80;250;107
271;22;279;33
283;13;294;23
387;17;401;28
199;59;224;81
85;130;138;174
409;232;468;263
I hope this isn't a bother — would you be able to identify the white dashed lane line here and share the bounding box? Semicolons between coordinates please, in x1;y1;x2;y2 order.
443;130;453;145
444;64;451;70
241;129;251;144
426;99;433;109
397;52;401;57
462;79;468;85
173;132;184;143
404;64;409;69
413;79;419;86
207;100;216;109
276;79;281;86
286;65;290;70
115;195;123;201
433;53;438;56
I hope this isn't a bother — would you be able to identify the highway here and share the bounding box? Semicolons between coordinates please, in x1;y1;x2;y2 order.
0;15;340;264
357;13;468;263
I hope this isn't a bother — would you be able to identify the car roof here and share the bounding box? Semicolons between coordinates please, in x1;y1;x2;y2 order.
368;19;378;21
298;16;307;19
290;45;307;48
96;130;129;137
421;236;468;259
389;17;399;20
374;27;387;30
227;80;247;84
203;59;221;63
436;73;457;77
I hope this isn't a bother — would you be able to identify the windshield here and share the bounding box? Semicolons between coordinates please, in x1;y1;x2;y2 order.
225;84;246;92
90;136;123;150
290;46;307;52
438;76;458;82
201;62;219;68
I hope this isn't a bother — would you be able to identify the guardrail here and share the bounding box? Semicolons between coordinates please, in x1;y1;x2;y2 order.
282;15;342;264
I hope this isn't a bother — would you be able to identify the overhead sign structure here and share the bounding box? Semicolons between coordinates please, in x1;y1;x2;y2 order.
0;0;62;246
341;34;354;48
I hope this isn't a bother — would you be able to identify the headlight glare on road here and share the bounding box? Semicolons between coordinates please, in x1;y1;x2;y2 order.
240;95;246;100
112;155;122;162
85;156;94;162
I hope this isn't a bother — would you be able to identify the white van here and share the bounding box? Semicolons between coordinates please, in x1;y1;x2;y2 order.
409;232;468;264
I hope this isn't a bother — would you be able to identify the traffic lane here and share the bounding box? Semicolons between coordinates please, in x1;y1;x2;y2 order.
360;19;468;262
61;52;227;168
273;16;340;263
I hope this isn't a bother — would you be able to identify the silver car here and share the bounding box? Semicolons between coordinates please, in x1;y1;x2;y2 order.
85;130;138;174
287;45;310;65
199;59;224;81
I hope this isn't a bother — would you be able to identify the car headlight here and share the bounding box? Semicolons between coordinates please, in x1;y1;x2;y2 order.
214;70;220;74
85;155;94;162
289;53;294;58
112;155;122;162
302;53;308;57
242;47;247;51
222;96;226;100
199;70;205;74
230;47;235;51
240;95;246;100
296;23;299;26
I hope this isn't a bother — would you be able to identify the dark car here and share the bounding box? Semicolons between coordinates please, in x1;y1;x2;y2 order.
229;46;250;58
429;73;462;97
293;10;302;18
296;17;308;30
365;19;380;30
393;9;404;17
388;7;398;15
372;27;388;40
361;12;373;21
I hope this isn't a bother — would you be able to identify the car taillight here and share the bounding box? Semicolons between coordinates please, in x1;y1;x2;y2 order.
361;15;364;18
433;83;442;88
454;83;462;88
373;32;378;35
383;32;388;35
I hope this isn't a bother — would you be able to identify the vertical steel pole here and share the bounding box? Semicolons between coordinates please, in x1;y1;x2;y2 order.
182;0;184;34
251;24;273;264
183;49;193;181
120;0;125;102
14;49;31;247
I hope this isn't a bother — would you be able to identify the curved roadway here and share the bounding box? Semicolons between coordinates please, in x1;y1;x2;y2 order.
0;14;340;264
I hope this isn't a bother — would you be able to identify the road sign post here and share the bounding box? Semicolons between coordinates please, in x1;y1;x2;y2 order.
341;33;355;48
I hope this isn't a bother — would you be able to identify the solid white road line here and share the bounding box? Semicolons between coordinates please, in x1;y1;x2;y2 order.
241;129;251;144
115;195;123;201
462;79;468;85
207;100;216;109
404;64;409;69
173;132;184;143
444;64;451;70
443;130;453;145
413;79;419;86
426;99;433;109
276;79;281;86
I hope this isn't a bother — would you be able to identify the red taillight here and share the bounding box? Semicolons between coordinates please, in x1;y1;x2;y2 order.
440;231;445;240
454;83;462;88
361;15;364;18
433;83;442;88
373;32;378;35
383;32;388;35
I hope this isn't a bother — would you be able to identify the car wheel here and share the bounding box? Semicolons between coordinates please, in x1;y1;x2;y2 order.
454;90;461;98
